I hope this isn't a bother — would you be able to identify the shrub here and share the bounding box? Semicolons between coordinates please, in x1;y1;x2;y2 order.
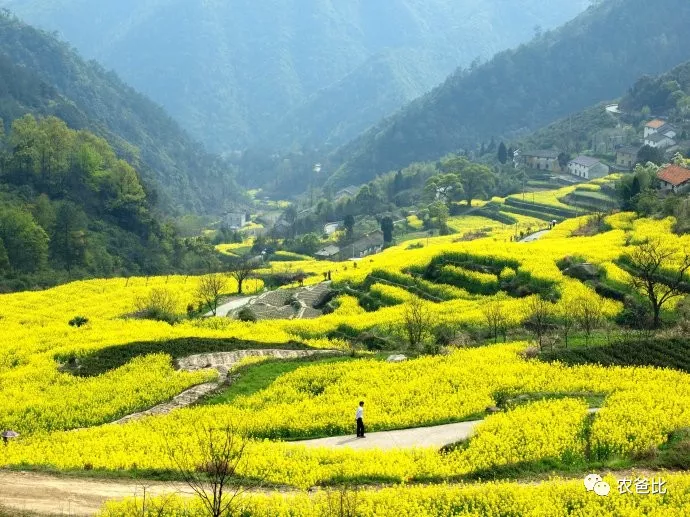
134;288;180;324
68;316;89;328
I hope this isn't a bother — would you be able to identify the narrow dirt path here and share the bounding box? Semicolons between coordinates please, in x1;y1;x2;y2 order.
0;471;194;516
296;420;482;450
0;411;602;515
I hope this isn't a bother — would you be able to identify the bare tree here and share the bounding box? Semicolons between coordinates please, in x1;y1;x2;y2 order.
321;483;360;517
197;273;228;316
573;295;603;346
523;297;553;350
227;256;258;295
625;239;690;328
482;299;508;343
402;296;432;348
166;423;263;517
558;304;575;349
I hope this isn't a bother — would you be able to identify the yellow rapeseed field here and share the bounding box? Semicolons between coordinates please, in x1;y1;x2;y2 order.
1;210;689;507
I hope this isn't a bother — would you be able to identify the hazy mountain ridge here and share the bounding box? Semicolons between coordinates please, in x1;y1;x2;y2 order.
326;0;690;188
2;0;589;152
0;12;240;214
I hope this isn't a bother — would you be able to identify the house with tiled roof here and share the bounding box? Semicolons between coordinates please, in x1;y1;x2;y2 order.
568;156;609;180
616;145;641;170
657;164;690;193
522;150;562;172
644;119;667;137
645;131;676;149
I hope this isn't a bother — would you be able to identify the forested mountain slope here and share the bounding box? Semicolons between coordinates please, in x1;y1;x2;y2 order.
2;0;589;151
327;0;690;188
0;116;218;292
0;13;240;214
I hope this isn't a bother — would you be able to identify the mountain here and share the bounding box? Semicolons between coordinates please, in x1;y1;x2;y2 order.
0;12;240;214
327;0;690;188
1;0;589;152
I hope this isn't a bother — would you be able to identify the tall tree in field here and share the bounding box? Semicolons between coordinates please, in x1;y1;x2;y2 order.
380;216;394;244
227;256;258;295
344;214;355;237
497;142;508;164
196;273;228;316
459;164;495;207
624;238;690;328
424;173;463;206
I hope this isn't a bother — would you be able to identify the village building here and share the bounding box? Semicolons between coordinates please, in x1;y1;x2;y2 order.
334;185;360;202
657;164;690;193
522;150;561;172
644;132;676;149
643;119;677;149
616;145;640;170
314;244;341;260
314;230;385;262
567;156;609;180
224;211;249;230
644;119;667;138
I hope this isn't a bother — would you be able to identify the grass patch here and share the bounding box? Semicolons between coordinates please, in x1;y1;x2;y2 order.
204;356;354;405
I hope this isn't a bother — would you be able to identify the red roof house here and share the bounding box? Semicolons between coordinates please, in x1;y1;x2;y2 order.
657;164;690;192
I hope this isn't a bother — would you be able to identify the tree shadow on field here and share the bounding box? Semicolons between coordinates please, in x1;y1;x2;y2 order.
56;337;311;377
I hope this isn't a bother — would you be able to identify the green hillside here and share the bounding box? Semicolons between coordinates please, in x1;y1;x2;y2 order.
0;115;219;292
328;0;690;188
1;0;589;151
0;12;241;214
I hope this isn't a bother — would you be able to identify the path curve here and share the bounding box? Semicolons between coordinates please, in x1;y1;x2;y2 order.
295;408;599;450
114;349;339;424
1;410;601;514
519;229;550;242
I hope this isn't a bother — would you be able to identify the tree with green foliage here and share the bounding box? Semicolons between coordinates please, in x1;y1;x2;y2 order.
51;201;88;274
497;142;508;164
344;214;355;237
424;173;464;206
0;208;49;273
393;170;404;194
0;238;9;274
637;145;665;166
380;216;394;244
459;164;495;207
427;201;449;233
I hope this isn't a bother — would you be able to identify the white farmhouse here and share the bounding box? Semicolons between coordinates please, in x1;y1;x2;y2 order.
567;156;609;180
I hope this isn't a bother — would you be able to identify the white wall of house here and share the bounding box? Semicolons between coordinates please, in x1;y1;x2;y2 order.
644;136;674;148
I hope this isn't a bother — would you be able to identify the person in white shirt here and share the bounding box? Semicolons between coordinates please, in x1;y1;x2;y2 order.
355;401;365;438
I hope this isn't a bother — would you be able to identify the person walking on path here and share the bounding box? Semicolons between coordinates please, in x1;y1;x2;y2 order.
355;401;365;438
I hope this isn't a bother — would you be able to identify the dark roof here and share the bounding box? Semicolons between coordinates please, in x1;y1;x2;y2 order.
523;150;559;159
657;165;690;187
351;230;384;253
617;145;640;155
569;156;602;167
315;245;340;257
335;186;359;197
647;132;673;143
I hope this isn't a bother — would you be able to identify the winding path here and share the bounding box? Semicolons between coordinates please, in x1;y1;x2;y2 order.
1;409;601;515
